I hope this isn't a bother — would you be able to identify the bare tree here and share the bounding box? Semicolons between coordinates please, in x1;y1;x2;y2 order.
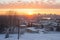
5;10;17;38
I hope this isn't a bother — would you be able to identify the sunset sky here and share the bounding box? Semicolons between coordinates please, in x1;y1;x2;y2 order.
0;0;60;15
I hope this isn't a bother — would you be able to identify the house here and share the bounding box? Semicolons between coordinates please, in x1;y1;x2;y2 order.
38;18;58;31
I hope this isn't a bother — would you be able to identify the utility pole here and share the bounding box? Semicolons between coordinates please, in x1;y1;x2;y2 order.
18;24;19;40
18;19;20;40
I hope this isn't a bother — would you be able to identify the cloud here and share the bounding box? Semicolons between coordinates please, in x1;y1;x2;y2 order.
0;0;60;9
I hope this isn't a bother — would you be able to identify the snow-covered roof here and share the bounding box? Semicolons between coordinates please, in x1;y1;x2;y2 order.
32;23;41;25
26;27;37;31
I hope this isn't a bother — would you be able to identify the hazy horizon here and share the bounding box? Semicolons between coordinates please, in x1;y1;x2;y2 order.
0;9;60;15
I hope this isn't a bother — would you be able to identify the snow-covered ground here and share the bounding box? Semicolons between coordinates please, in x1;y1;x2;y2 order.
0;31;60;40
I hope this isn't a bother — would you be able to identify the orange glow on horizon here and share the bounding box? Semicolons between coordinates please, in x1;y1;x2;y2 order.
0;9;60;15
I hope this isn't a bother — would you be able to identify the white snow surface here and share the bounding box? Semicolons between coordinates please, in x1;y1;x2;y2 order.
0;31;60;40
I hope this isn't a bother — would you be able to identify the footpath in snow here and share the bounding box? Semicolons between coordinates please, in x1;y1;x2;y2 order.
0;31;60;40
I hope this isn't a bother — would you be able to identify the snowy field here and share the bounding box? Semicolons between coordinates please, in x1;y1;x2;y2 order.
0;31;60;40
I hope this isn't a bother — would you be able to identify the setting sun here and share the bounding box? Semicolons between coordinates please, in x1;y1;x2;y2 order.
27;11;33;15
